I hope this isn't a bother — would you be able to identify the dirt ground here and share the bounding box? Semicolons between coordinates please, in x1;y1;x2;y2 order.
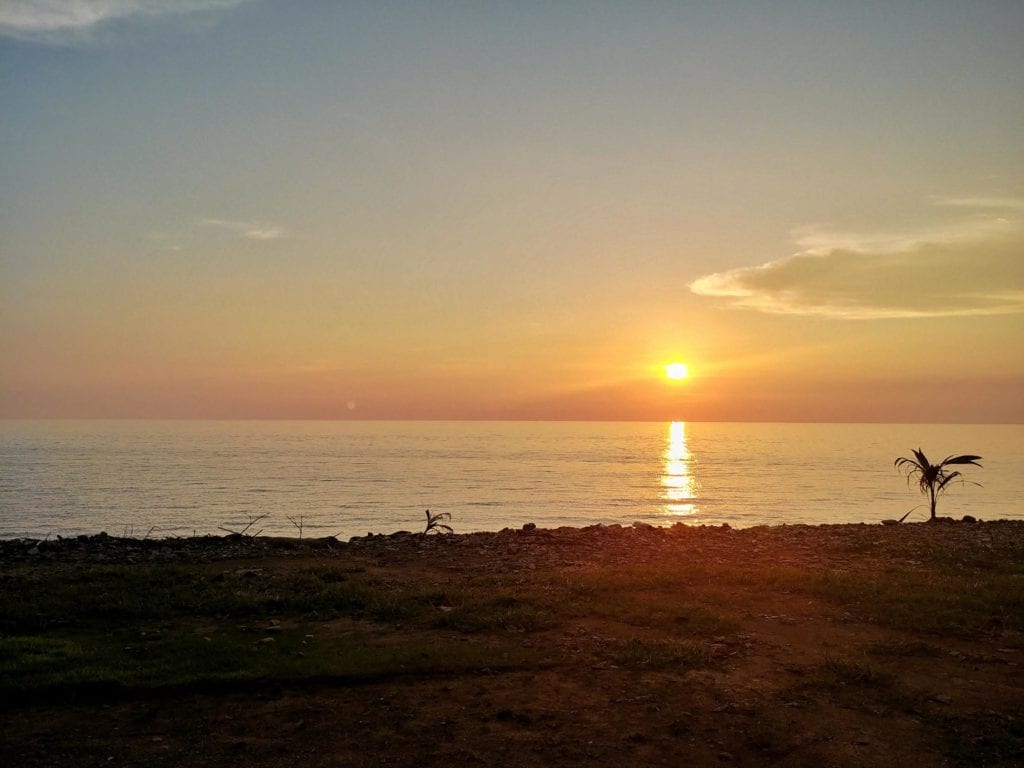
2;521;1022;767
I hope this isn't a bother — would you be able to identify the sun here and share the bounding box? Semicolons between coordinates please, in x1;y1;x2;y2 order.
665;362;689;380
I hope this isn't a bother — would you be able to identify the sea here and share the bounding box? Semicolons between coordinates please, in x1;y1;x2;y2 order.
0;420;1020;541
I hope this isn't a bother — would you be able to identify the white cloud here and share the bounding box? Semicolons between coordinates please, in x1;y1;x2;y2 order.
0;1;252;42
690;198;1024;320
201;217;287;241
929;195;1024;213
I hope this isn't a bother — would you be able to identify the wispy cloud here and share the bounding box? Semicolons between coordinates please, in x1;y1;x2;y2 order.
0;1;252;43
929;195;1024;213
200;218;287;241
690;198;1024;319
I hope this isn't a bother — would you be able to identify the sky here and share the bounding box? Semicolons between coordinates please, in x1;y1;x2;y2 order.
1;1;1022;422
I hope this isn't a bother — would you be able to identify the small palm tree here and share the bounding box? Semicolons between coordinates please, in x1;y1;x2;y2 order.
894;449;982;521
423;509;453;535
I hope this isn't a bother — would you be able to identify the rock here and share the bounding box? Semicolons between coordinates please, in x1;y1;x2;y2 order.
962;515;978;523
522;523;537;532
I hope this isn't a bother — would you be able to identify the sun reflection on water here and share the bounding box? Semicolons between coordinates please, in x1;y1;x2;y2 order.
661;421;698;517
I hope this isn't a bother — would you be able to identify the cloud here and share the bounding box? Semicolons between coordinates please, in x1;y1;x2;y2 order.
0;1;252;43
929;195;1024;213
690;199;1024;319
200;218;287;241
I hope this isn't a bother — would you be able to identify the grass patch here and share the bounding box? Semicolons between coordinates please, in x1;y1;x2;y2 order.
0;566;438;632
0;564;547;699
0;623;531;700
609;599;737;636
0;568;230;629
866;637;941;658
817;652;894;688
557;565;740;637
781;652;913;716
564;562;809;595
274;568;431;622
611;637;714;671
813;570;1024;643
433;593;553;633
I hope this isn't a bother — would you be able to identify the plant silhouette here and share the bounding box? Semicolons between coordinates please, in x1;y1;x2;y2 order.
894;449;982;521
423;509;453;535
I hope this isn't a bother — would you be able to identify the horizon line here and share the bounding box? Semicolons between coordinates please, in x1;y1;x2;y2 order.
2;417;1021;426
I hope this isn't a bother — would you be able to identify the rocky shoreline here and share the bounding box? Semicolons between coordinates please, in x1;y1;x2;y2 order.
4;518;1021;571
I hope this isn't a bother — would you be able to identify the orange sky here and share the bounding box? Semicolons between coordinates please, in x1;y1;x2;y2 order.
2;3;1022;422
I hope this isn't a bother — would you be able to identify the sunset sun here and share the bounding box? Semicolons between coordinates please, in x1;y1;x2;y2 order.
665;363;689;380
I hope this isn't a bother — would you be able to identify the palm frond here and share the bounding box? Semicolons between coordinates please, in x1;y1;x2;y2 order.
936;471;963;492
942;454;983;467
897;506;920;523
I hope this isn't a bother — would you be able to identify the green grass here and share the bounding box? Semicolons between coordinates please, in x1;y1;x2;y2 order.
0;561;737;704
779;652;915;717
0;622;531;699
611;637;714;671
433;592;554;633
0;564;543;700
0;558;742;701
813;569;1024;643
556;564;740;636
817;652;894;688
0;566;443;631
561;562;808;595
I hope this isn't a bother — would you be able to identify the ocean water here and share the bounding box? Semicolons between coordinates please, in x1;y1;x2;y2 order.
0;420;1020;540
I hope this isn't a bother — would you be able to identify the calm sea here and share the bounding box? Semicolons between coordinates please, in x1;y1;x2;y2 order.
0;420;1020;540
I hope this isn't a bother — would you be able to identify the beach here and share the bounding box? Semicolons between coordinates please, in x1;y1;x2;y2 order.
2;520;1022;767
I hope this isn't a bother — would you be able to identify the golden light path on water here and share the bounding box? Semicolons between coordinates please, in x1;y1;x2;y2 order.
661;421;698;517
